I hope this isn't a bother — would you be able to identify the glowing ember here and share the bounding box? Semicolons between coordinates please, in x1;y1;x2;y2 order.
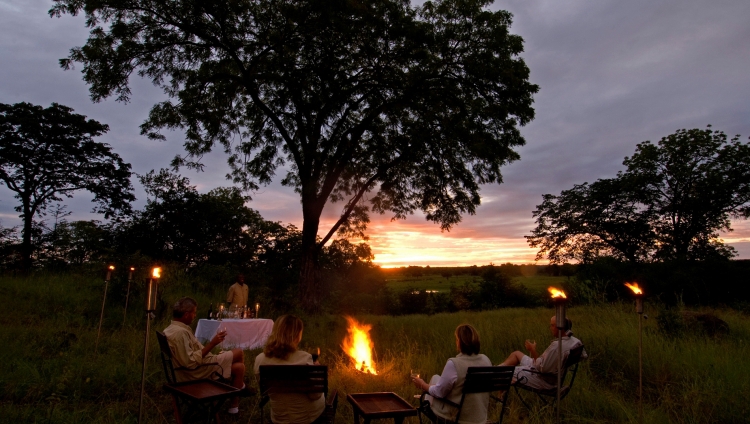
625;282;643;295
152;267;161;279
548;287;567;299
341;316;377;375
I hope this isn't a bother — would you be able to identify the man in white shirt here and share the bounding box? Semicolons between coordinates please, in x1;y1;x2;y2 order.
163;297;252;414
498;316;587;391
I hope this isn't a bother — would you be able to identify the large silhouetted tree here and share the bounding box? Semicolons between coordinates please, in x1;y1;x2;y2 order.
527;127;750;263
0;102;134;271
52;0;538;312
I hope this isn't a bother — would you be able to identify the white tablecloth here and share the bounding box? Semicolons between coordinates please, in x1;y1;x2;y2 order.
195;318;274;350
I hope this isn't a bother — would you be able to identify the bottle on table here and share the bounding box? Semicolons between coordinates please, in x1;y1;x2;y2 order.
207;303;214;320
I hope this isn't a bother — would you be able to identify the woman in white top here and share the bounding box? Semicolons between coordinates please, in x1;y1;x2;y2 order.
411;324;492;424
254;315;325;424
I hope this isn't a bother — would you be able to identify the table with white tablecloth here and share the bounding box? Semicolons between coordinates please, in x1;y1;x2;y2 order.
195;318;274;350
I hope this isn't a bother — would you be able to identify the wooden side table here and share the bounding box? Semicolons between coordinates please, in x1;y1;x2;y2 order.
347;392;417;424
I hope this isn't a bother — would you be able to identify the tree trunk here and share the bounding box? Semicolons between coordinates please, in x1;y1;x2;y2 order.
20;204;33;273
299;199;324;314
299;242;321;314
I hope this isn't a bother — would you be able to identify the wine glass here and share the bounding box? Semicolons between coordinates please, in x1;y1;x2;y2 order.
312;347;320;362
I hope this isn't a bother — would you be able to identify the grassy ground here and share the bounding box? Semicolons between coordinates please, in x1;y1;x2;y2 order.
1;273;748;423
384;274;567;293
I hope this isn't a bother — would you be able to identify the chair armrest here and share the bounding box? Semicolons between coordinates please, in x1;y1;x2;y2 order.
173;363;226;383
327;389;338;408
421;390;460;409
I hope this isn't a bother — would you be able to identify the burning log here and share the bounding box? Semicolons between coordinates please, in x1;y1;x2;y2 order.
342;316;377;375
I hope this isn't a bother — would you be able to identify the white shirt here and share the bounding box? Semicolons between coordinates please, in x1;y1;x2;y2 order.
428;360;458;399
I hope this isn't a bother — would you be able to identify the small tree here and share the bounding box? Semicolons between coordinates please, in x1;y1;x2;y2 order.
0;102;134;271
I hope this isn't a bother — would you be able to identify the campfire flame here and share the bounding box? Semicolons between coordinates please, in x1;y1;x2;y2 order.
548;287;567;299
625;282;643;295
342;316;377;375
152;267;161;279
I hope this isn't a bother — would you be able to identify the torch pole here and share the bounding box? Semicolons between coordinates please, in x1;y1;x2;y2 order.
123;268;133;326
139;269;160;424
637;297;644;424
554;298;567;424
138;307;151;424
95;267;113;355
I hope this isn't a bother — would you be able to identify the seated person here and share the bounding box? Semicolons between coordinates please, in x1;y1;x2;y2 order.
163;297;248;414
411;324;492;424
498;316;587;391
254;315;325;424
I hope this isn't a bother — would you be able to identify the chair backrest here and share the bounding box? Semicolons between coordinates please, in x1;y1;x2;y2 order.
564;345;585;369
560;344;585;393
463;366;515;394
454;366;514;423
259;365;328;396
155;330;177;384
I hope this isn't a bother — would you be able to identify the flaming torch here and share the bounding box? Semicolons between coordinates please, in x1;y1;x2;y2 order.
123;267;135;325
548;287;567;424
139;267;161;424
625;282;645;423
95;265;115;355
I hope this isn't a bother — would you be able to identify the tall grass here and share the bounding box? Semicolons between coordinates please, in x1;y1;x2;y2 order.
1;273;748;423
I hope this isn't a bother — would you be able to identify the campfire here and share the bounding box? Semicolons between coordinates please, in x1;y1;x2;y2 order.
342;316;378;375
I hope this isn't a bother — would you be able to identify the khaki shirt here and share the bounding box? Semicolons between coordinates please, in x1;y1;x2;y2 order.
162;321;232;381
226;283;249;307
254;350;325;424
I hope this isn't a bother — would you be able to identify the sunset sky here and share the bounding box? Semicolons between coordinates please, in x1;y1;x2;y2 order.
1;0;750;267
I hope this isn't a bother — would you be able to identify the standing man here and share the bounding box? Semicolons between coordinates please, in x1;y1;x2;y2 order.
163;297;253;414
227;274;249;309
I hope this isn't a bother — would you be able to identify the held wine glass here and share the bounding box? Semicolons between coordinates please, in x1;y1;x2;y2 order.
312;347;320;362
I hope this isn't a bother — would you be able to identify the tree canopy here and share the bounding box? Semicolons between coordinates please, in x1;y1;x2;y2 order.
52;0;538;312
0;102;134;271
527;127;750;263
117;169;284;267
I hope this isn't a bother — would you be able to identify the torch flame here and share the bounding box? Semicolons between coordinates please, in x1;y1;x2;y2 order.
130;267;135;271
108;265;115;270
625;282;643;295
341;316;377;375
152;267;161;279
548;287;567;299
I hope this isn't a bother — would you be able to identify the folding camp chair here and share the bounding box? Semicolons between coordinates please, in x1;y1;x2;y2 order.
512;344;586;409
418;366;514;424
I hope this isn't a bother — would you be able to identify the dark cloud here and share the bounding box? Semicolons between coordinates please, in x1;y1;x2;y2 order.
1;0;749;262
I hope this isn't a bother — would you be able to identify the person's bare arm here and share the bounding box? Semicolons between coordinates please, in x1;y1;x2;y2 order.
525;340;538;360
201;330;226;357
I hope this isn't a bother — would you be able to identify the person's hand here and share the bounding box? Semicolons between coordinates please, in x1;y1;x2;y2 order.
211;329;227;346
412;377;426;391
524;339;537;352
